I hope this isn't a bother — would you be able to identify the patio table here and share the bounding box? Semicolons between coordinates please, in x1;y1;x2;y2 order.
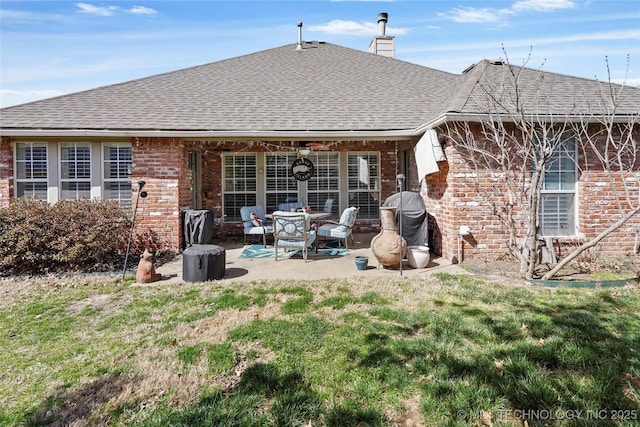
266;212;331;221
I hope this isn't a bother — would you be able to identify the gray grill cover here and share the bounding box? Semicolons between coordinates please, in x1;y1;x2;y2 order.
182;244;225;282
382;191;429;247
183;209;215;247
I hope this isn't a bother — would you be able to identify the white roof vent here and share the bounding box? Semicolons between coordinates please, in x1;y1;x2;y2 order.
296;21;303;51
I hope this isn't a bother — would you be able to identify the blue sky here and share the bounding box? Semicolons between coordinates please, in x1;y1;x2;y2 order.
1;0;639;108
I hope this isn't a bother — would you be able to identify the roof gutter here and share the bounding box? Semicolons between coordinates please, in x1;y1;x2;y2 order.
3;113;636;139
0;128;418;140
411;112;640;135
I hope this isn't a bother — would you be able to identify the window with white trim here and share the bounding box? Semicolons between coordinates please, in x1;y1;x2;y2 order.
60;143;91;200
265;152;298;212
103;143;132;207
347;152;380;220
223;153;257;221
539;133;577;236
15;142;48;200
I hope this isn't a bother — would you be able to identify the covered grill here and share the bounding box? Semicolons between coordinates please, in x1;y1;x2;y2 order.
382;191;429;247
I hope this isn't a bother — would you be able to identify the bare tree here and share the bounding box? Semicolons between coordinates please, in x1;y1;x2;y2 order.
443;52;639;280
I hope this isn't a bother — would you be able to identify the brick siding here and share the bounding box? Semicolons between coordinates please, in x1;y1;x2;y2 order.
423;125;640;262
131;137;188;250
0;137;13;207
2;133;638;261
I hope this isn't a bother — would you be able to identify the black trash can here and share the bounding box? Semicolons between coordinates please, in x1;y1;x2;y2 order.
182;244;226;282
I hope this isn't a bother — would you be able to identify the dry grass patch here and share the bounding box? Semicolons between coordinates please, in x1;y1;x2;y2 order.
174;302;282;346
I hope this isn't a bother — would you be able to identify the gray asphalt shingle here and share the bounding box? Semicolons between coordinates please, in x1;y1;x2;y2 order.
1;43;637;134
0;42;456;132
450;60;640;116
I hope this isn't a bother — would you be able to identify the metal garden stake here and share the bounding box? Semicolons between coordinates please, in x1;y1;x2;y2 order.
122;180;147;280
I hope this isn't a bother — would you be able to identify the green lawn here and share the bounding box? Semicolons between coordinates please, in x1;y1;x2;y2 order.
1;273;639;426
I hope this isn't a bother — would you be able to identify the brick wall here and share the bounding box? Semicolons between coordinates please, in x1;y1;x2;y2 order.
577;169;640;253
124;138;411;249
194;141;223;218
578;129;640;253
0;137;13;207
131;137;189;250
3;131;635;260
0;136;192;251
422;146;514;262
424;125;640;262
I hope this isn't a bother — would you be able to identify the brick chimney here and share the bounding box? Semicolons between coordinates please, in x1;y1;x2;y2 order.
368;12;395;58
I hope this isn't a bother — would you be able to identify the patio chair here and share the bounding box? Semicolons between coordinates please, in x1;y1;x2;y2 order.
277;202;305;212
272;211;317;261
240;205;273;246
316;206;359;250
323;198;334;216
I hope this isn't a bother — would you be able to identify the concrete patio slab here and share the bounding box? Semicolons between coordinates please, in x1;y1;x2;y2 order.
152;233;465;285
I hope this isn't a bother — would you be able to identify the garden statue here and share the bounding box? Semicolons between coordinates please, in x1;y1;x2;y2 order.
136;249;162;283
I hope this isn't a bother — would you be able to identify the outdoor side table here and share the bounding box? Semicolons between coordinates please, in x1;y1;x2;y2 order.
182;244;226;282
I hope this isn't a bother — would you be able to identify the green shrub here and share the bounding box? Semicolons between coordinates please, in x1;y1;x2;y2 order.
0;198;162;276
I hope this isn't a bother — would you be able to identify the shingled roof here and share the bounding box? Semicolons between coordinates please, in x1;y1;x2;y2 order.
1;42;638;137
447;60;640;118
0;42;457;136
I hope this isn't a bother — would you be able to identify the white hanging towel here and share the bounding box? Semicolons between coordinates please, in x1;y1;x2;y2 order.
414;128;446;180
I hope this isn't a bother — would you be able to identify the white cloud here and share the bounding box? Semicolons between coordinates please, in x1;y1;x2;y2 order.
443;7;505;24
129;6;158;15
75;3;119;17
309;19;408;36
309;20;377;36
512;0;576;12
75;3;158;17
441;0;577;26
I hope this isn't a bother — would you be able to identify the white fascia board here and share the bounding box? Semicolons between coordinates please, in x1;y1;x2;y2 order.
411;112;640;134
0;128;417;140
